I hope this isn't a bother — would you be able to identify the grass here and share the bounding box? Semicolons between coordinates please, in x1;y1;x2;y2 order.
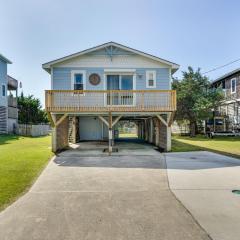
0;135;53;211
119;133;138;138
172;135;240;159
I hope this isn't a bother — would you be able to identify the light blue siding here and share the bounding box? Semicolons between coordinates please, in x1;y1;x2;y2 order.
135;68;170;90
0;59;7;106
52;67;170;90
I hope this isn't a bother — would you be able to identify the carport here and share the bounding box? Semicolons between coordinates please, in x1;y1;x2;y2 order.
49;111;173;154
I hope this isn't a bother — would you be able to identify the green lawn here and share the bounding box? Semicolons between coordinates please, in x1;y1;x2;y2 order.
119;133;138;138
0;135;53;211
172;135;240;159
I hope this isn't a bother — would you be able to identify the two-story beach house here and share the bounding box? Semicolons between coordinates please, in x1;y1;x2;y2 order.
211;68;240;132
0;54;18;134
43;42;179;153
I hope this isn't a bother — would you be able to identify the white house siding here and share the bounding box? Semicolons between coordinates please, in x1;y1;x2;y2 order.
0;59;7;107
0;59;8;133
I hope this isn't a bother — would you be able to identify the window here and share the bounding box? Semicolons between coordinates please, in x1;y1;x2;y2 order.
146;71;156;88
71;70;86;91
121;75;133;90
231;78;236;93
221;80;225;89
74;74;83;90
107;75;133;90
2;85;6;97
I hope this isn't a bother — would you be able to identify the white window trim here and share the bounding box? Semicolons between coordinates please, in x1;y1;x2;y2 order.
231;78;236;94
71;70;86;90
1;84;6;98
146;70;156;88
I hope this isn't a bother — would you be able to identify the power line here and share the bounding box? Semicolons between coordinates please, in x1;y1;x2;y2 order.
203;58;240;74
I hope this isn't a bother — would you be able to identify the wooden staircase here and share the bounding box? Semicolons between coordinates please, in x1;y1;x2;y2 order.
68;116;79;143
68;116;74;143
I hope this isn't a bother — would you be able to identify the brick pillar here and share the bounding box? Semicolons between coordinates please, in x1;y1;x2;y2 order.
52;114;69;153
158;115;171;152
153;117;159;146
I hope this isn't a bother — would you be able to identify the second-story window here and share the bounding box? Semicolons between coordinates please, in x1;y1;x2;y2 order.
231;78;236;94
221;80;225;89
2;85;6;97
71;70;86;91
146;71;156;88
74;74;83;90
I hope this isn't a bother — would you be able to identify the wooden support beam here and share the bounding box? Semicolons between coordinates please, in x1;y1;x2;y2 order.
55;114;68;127
98;116;109;127
167;112;175;127
47;112;55;127
112;115;122;127
156;114;168;127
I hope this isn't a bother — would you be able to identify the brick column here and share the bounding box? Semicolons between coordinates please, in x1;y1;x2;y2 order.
158;115;171;152
52;114;69;153
150;118;154;143
153;117;159;146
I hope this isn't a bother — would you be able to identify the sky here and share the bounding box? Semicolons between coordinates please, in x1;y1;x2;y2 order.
1;0;240;105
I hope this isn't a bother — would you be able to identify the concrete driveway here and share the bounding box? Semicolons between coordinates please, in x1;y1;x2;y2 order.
0;142;210;240
166;151;240;240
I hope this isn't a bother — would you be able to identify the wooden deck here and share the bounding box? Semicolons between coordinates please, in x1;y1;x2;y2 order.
45;90;176;113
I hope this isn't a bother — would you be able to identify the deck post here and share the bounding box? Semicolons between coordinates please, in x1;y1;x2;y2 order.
144;119;148;141
149;118;153;143
108;112;113;155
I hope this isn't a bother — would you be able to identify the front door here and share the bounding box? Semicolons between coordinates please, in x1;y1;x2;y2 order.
106;74;134;105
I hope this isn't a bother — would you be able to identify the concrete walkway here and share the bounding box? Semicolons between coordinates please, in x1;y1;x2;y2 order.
166;151;240;240
0;142;210;240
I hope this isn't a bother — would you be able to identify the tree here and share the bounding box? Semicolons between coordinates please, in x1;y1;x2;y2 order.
18;92;49;124
172;67;223;137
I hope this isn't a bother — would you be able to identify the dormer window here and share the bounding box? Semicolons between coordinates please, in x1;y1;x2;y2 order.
146;70;156;88
231;78;236;94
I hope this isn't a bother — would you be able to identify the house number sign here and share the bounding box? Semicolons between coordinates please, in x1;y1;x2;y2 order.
89;73;101;85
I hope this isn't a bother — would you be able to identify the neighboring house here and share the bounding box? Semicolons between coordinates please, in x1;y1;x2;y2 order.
211;68;240;132
0;54;18;134
43;42;179;153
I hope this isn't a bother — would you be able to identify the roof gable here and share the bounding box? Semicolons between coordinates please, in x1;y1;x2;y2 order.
42;42;179;73
212;68;240;84
0;53;12;64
